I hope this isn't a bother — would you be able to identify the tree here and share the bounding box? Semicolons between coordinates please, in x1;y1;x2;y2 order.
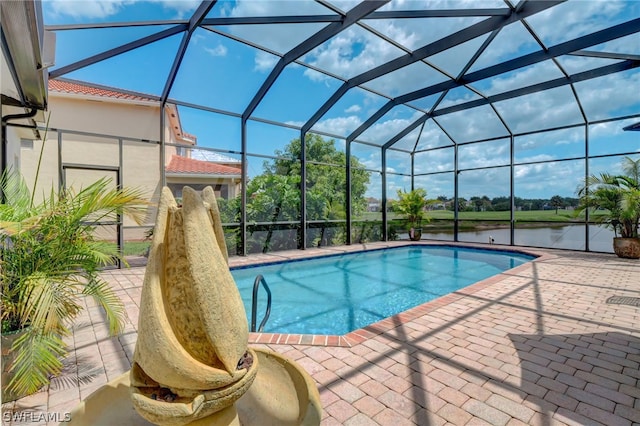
491;196;510;211
470;195;492;212
457;197;467;211
0;174;147;399
226;134;371;252
550;195;564;214
267;134;370;219
394;188;430;241
576;156;640;239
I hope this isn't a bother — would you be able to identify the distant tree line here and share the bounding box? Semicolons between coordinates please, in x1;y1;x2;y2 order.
428;195;580;212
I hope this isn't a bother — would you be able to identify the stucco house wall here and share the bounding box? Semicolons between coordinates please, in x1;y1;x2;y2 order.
18;80;241;242
19;84;165;239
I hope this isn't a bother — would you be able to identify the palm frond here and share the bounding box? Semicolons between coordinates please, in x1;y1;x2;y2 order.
18;272;80;334
622;156;640;184
63;178;148;226
0;170;33;219
2;169;147;394
82;278;126;335
575;156;640;238
6;329;66;396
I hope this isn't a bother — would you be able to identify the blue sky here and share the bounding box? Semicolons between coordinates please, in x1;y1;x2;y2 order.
42;0;640;199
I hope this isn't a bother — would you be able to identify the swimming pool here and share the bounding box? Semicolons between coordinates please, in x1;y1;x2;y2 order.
231;245;535;335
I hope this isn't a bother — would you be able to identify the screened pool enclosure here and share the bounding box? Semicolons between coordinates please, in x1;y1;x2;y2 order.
4;0;640;256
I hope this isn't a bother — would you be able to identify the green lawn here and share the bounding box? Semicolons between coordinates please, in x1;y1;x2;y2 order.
354;210;601;229
359;209;604;224
122;240;151;256
428;209;582;222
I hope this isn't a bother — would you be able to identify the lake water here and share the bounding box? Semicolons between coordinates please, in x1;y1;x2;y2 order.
419;224;615;253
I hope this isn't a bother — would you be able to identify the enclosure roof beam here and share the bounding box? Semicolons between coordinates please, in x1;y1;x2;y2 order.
49;25;187;79
241;0;389;121
392;18;640;106
46;21;187;31
382;59;639;149
440;60;639;115
347;21;504;144
160;1;216;104
623;122;640;131
569;50;640;61
46;7;511;32
371;18;640;150
463;18;640;83
301;0;561;134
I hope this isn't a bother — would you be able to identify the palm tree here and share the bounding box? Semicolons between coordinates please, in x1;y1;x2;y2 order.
550;195;564;214
0;173;147;399
576;156;640;239
395;188;430;240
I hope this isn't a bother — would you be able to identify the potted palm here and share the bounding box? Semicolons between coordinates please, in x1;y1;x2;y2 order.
576;156;640;259
0;172;148;401
395;188;429;241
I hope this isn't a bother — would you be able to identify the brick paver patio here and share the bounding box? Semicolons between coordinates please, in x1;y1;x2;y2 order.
2;241;639;425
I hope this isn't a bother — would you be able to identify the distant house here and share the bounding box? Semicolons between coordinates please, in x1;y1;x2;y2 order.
166;151;241;201
366;197;381;212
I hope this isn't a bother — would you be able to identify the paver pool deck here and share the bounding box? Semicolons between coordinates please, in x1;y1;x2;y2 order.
2;241;640;425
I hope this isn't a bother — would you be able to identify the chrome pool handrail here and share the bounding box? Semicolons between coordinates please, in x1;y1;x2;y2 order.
250;274;272;332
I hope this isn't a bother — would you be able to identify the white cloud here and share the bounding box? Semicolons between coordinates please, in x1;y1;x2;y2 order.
359;110;423;145
148;0;200;19
494;86;584;134
513;161;585;198
45;0;134;19
589;117;640;140
312;115;363;137
224;0;330;18
45;0;200;19
555;55;619;76
575;71;640;121
525;1;628;46
435;105;508;143
457;139;510;170
514;128;584;160
204;44;228;57
363;62;448;98
360;155;380;171
470;21;539;71
302;26;405;81
221;1;333;54
413;144;454;174
345;104;361;113
485;67;640;135
478;61;564;96
254;51;278;72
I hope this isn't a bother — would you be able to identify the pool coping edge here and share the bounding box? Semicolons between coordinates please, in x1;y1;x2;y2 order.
247;242;551;348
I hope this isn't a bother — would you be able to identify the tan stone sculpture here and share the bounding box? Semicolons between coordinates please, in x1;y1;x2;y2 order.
67;186;322;425
130;186;258;424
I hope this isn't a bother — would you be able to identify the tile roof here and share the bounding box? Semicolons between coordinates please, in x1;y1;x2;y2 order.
48;79;157;102
166;155;241;176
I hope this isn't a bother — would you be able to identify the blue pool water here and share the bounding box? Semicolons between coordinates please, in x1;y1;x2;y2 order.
231;245;535;335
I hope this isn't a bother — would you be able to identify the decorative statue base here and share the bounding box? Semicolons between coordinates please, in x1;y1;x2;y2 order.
67;187;321;425
67;349;320;425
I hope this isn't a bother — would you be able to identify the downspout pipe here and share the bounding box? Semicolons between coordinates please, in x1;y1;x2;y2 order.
1;108;38;201
2;108;38;170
